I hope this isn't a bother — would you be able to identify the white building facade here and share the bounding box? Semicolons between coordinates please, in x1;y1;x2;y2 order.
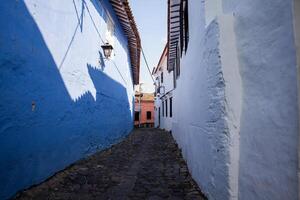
158;0;300;199
153;45;175;131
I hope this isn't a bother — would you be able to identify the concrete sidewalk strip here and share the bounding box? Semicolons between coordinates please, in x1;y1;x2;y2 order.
14;128;206;200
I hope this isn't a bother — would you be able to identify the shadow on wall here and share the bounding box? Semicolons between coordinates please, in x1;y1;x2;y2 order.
0;1;133;199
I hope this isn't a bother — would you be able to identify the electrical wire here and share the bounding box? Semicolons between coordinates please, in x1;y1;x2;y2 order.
85;0;128;85
111;60;127;85
84;1;105;44
86;0;141;86
141;47;155;83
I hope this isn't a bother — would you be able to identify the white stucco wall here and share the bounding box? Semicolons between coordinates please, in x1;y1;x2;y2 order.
234;1;298;199
172;1;231;199
171;0;299;199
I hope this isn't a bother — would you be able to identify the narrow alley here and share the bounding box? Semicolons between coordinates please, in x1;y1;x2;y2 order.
14;129;206;200
1;0;300;199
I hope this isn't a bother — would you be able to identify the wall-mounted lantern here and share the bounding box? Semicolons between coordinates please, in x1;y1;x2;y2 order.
101;42;113;59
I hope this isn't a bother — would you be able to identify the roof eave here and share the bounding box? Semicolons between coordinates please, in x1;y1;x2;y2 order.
109;0;141;85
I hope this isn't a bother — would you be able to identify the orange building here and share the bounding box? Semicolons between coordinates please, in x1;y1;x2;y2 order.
134;93;154;127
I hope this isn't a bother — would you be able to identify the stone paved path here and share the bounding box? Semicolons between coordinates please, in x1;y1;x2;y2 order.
14;128;206;200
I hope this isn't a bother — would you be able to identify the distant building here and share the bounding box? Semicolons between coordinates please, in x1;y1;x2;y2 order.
152;44;174;131
153;0;300;200
0;0;140;199
134;93;154;128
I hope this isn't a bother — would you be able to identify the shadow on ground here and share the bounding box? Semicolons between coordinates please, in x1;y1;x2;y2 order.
14;128;206;200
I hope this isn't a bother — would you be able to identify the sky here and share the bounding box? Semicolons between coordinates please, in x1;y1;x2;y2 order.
128;0;167;93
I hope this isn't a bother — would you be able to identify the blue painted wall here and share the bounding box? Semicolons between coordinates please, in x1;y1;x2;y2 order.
0;0;135;199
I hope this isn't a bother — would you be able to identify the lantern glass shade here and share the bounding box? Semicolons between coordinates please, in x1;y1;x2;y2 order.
101;43;113;59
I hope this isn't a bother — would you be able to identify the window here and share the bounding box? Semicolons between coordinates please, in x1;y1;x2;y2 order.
165;99;168;117
180;1;184;56
173;62;177;88
170;97;173;117
162;100;164;117
184;0;189;52
156;80;161;94
180;0;189;55
176;45;180;78
147;111;151;120
134;111;139;121
161;72;164;83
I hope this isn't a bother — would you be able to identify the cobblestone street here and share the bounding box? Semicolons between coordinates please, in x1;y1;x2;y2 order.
14;128;206;200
